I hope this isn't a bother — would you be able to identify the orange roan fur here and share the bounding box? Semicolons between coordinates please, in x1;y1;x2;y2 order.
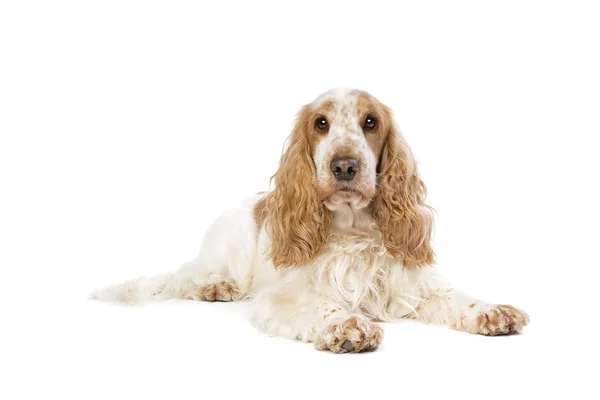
258;91;434;269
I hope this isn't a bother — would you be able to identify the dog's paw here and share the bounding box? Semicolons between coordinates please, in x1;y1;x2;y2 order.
460;304;529;336
187;282;238;302
315;316;383;353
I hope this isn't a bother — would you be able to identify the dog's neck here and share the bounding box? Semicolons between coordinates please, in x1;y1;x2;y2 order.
331;202;375;234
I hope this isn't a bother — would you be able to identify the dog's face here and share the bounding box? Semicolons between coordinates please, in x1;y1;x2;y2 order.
264;89;435;269
306;89;386;210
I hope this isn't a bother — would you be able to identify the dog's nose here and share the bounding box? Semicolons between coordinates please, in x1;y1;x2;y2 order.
330;158;359;181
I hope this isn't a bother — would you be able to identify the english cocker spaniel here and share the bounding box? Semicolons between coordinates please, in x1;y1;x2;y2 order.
92;89;529;353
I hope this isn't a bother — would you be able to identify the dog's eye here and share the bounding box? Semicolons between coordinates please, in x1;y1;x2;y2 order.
364;116;377;131
315;117;328;132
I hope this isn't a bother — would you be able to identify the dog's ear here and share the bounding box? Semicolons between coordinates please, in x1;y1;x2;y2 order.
264;107;331;268
372;123;435;267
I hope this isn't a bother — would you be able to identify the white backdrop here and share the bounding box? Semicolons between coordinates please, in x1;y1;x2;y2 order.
1;1;599;399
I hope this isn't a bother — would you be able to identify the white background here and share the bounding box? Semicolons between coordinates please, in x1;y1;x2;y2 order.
1;1;599;399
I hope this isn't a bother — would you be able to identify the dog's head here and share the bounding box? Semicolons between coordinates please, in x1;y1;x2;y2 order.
265;89;434;268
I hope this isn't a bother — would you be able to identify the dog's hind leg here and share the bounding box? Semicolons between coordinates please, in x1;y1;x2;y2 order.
90;195;264;304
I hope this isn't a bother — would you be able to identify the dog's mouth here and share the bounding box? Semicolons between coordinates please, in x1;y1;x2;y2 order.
336;187;365;200
321;183;374;211
330;179;376;199
318;176;377;210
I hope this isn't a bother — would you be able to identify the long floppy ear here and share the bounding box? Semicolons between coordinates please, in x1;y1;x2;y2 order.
264;107;331;268
372;123;435;267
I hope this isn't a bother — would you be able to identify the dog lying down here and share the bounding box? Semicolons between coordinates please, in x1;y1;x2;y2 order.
91;88;529;353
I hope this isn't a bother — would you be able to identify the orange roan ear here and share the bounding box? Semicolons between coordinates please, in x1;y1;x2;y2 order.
264;107;332;268
372;124;435;267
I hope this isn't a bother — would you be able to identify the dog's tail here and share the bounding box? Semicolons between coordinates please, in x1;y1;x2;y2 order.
89;267;205;305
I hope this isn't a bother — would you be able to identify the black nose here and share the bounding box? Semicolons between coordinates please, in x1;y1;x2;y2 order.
330;158;360;181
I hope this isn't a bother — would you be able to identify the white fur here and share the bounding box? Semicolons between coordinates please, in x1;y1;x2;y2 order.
313;90;378;211
91;195;497;345
91;89;528;351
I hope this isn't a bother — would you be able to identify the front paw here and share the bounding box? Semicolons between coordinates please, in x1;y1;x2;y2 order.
315;316;383;353
461;304;529;336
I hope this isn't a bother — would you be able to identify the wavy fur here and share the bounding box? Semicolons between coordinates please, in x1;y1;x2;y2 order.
372;122;435;267
92;88;528;353
264;107;332;268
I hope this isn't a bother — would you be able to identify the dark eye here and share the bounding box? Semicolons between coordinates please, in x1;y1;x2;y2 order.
364;116;377;131
315;117;328;132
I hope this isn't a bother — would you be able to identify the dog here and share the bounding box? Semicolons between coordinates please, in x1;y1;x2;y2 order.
91;88;529;353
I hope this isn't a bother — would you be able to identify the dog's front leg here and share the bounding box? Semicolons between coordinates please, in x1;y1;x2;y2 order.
418;290;529;335
251;277;382;353
390;267;529;335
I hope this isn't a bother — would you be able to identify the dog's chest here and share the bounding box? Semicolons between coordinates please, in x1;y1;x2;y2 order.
308;233;396;318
